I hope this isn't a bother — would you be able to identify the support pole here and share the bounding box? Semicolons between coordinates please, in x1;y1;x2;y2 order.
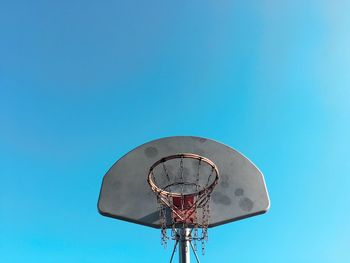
179;228;191;263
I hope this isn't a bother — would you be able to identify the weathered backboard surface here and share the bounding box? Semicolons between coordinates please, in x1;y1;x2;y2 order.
98;136;269;228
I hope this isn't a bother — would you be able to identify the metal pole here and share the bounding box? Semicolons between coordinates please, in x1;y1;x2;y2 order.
179;228;191;263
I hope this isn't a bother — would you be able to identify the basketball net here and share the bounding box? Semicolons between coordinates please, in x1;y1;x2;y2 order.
147;154;219;255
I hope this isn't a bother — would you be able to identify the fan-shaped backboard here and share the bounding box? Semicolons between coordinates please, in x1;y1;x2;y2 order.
98;136;269;228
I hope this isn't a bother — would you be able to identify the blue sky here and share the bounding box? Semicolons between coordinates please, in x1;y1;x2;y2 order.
1;1;350;262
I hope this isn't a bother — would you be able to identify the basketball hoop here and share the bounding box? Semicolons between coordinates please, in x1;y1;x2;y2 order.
147;153;219;254
98;136;270;263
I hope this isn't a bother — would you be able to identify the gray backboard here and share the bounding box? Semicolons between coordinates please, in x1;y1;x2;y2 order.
98;136;270;228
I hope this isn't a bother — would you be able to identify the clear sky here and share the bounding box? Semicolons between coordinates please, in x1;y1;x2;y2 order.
1;1;350;262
